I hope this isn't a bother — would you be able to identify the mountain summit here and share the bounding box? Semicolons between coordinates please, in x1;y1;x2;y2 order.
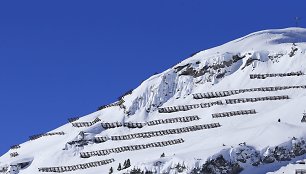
1;28;306;174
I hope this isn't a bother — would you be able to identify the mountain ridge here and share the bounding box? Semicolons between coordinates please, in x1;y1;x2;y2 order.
1;27;306;174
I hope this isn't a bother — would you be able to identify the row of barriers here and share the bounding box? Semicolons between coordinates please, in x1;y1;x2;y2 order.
158;100;223;113
101;122;146;129
101;115;200;130
110;123;221;141
68;117;203;145
71;117;101;128
38;159;115;173
97;99;124;111
250;71;303;79
147;115;200;126
212;109;256;118
80;138;184;158
29;131;65;141
193;85;306;99
225;95;289;104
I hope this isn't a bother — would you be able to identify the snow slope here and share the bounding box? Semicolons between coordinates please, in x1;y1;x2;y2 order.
1;27;306;174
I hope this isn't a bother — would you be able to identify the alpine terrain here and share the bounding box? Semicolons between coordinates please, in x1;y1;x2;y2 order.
1;27;306;174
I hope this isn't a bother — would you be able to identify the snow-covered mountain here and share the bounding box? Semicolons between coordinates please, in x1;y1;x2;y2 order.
1;27;306;174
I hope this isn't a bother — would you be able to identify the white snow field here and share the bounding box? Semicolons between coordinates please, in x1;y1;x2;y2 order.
1;27;306;174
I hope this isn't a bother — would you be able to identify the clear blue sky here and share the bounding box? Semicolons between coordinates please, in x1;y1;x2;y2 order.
0;0;305;155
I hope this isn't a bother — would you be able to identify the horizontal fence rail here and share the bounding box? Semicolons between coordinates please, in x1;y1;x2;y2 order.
97;99;124;111
158;100;223;113
147;115;200;126
71;117;101;128
193;85;306;99
123;122;146;129
94;137;108;143
101;122;146;129
29;131;65;141
212;109;256;118
101;122;123;129
111;123;221;141
250;71;303;79
102;116;200;129
80;138;184;158
38;159;114;173
225;95;289;104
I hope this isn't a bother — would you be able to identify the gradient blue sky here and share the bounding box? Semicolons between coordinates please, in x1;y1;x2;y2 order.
0;0;305;155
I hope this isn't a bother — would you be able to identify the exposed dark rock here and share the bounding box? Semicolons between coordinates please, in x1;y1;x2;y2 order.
232;55;246;62
176;54;246;79
174;63;191;72
201;155;243;174
262;156;275;163
289;44;298;57
241;58;259;70
216;72;226;79
251;161;261;166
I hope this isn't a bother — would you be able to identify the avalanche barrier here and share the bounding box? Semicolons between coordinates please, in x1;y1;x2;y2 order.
158;100;223;113
80;138;184;158
38;159;114;173
29;131;65;141
111;123;221;141
212;109;256;118
249;71;304;79
225;95;289;104
193;85;306;99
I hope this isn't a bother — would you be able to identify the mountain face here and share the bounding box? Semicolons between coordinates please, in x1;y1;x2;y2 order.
1;27;306;174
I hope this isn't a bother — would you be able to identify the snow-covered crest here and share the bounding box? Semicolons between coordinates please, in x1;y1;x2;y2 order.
2;28;306;174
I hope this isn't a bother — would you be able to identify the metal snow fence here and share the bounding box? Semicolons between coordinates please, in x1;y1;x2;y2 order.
225;95;289;104
111;123;221;141
94;137;108;143
193;85;306;99
147;115;200;126
38;159;114;173
80;138;184;158
29;131;65;141
249;71;304;79
158;100;223;113
72;117;101;128
212;109;256;118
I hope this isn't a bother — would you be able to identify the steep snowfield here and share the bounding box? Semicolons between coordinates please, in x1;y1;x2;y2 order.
1;27;306;174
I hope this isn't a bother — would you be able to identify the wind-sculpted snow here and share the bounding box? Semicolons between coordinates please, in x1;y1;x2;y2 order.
122;29;306;118
124;69;195;115
2;28;306;174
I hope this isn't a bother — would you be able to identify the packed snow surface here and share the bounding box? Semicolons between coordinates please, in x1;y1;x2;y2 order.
1;27;306;174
